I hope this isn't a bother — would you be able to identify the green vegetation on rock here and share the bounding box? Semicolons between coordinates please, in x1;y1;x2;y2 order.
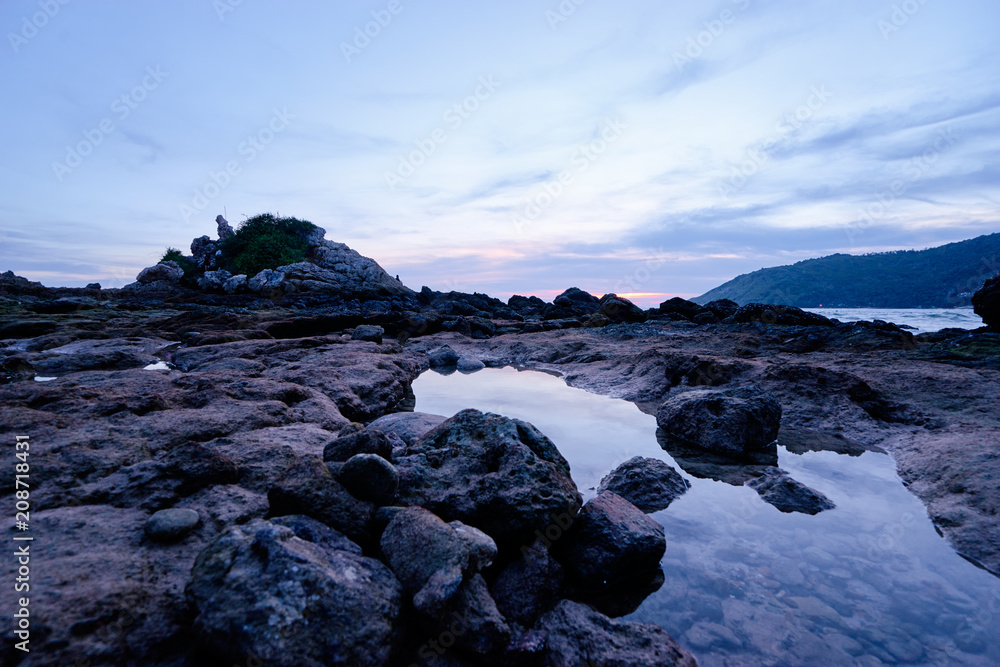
159;247;198;279
219;213;317;277
695;233;1000;308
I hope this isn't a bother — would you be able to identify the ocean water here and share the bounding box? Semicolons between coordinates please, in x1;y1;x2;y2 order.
412;366;1000;667
804;307;982;334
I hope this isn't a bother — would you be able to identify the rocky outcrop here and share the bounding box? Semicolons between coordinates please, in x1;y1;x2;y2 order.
187;518;402;666
730;303;834;327
599;293;647;323
656;386;782;455
393;409;582;548
597;456;690;513
136;260;184;284
972;274;1000;331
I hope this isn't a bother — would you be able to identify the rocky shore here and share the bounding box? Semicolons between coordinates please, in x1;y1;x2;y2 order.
2;220;998;666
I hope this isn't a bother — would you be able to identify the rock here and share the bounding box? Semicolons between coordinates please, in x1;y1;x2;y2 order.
585;313;612;328
434;573;511;655
658;297;707;320
307;240;413;298
187;518;401;666
599;293;647;323
247;268;285;296
745;467;836;514
456;355;485;372
731;303;834;326
596;456;690;513
143;508;200;542
972;273;1000;331
524;600;697;667
85;282;101;290
704;298;739;320
379;507;497;615
324;428;393;462
337;453;398;505
657;430;778;486
136;261;184;284
351;324;384;343
553;287;600;313
367;412;447;447
428;345;460;367
269;514;361;554
490;540;563;626
190;235;218;268
393;409;582;548
215;214;234;240
0;356;35;383
222;274;247;294
656;386;782;455
267;455;373;545
556;491;666;589
196;270;232;291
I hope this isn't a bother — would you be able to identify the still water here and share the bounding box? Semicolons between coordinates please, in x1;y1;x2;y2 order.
412;366;1000;666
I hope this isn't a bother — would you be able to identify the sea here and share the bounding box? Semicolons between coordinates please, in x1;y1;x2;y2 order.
803;308;983;334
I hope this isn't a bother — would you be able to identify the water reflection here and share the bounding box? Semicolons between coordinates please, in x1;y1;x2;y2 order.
411;366;1000;666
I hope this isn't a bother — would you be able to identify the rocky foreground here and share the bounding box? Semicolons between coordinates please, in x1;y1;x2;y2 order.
1;228;999;666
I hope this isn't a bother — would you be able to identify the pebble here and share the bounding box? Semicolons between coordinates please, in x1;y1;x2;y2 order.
144;508;200;543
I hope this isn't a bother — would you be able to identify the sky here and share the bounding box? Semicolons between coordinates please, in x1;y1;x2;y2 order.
1;0;998;306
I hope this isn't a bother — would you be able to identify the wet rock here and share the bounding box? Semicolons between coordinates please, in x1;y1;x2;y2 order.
144;508;200;543
490;540;564;626
657;429;778;485
337;453;398;505
136;261;184;284
599;293;647;323
368;412;447;447
746;468;835;514
684;620;743;651
351;324;384;343
456;355;485;372
380;507;496;615
0;320;58;339
556;491;666;589
428;345;460;367
972;273;1000;331
597;456;690;513
187;518;401;666
656;386;782;455
524;600;697;666
394;409;582;548
324;428;393;462
267;455;373;545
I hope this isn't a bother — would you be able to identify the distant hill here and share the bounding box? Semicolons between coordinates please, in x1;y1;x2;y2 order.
695;233;1000;308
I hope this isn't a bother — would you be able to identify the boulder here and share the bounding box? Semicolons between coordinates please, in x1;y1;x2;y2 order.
215;214;235;240
196;270;232;291
556;491;665;589
187;519;401;666
379;507;496;615
337;453;398;505
308;240;412;298
553;287;600;313
596;456;690;513
746;468;836;514
456;355;485;372
656;386;782;455
704;298;739;320
324;428;393;462
428;345;460;367
247;269;285;296
144;508;200;543
599;293;647;323
519;600;697;667
393;409;582;548
136;261;184;284
222;274;247;294
351;324;384;343
267;455;373;545
190;235;218;268
85;282;101;290
730;303;834;327
658;297;707;320
972;274;1000;331
490;540;563;626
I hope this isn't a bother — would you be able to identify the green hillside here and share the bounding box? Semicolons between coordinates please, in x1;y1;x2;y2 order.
695;233;1000;308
